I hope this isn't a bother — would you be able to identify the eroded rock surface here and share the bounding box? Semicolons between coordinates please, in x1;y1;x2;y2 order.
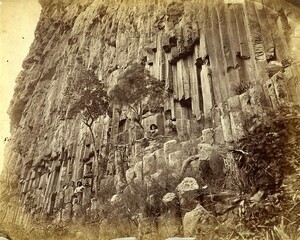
1;0;300;239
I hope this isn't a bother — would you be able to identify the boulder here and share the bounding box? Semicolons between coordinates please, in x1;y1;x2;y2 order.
201;128;214;145
213;126;225;144
164;140;179;157
110;194;122;205
162;192;177;205
154;148;165;169
126;168;136;184
134;161;143;180
250;190;264;202
162;192;180;215
144;141;161;154
197;143;212;160
143;153;156;176
168;150;184;176
183;204;217;236
176;177;199;199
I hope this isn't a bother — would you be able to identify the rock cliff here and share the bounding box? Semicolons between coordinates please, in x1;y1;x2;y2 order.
1;0;300;239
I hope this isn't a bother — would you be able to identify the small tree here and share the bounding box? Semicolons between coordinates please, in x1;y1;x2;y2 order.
65;67;109;193
109;63;166;130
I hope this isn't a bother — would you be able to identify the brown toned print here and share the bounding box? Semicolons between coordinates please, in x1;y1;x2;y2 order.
0;0;41;172
0;0;300;239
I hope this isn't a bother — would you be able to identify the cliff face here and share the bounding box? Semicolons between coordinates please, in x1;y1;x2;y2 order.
3;0;300;239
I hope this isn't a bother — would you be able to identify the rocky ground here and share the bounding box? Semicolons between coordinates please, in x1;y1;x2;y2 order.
1;105;299;240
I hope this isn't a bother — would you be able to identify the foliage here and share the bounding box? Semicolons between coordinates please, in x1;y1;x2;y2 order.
232;106;300;193
64;67;109;195
222;105;300;239
65;67;109;128
0;220;99;240
233;81;254;95
109;63;166;129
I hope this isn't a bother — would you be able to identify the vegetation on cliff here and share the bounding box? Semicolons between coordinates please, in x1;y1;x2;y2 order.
110;63;167;130
1;0;300;239
64;66;109;194
1;105;300;240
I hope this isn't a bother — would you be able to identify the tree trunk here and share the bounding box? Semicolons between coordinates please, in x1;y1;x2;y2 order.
87;124;100;197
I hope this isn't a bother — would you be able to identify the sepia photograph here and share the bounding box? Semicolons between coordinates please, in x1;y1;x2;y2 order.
0;0;300;239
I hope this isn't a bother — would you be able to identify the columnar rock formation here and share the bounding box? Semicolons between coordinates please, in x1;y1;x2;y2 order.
2;0;300;239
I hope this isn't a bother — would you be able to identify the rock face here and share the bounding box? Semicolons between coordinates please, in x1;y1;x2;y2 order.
2;0;300;239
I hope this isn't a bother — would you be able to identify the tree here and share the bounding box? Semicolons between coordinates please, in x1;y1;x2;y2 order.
65;67;109;194
109;63;166;130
